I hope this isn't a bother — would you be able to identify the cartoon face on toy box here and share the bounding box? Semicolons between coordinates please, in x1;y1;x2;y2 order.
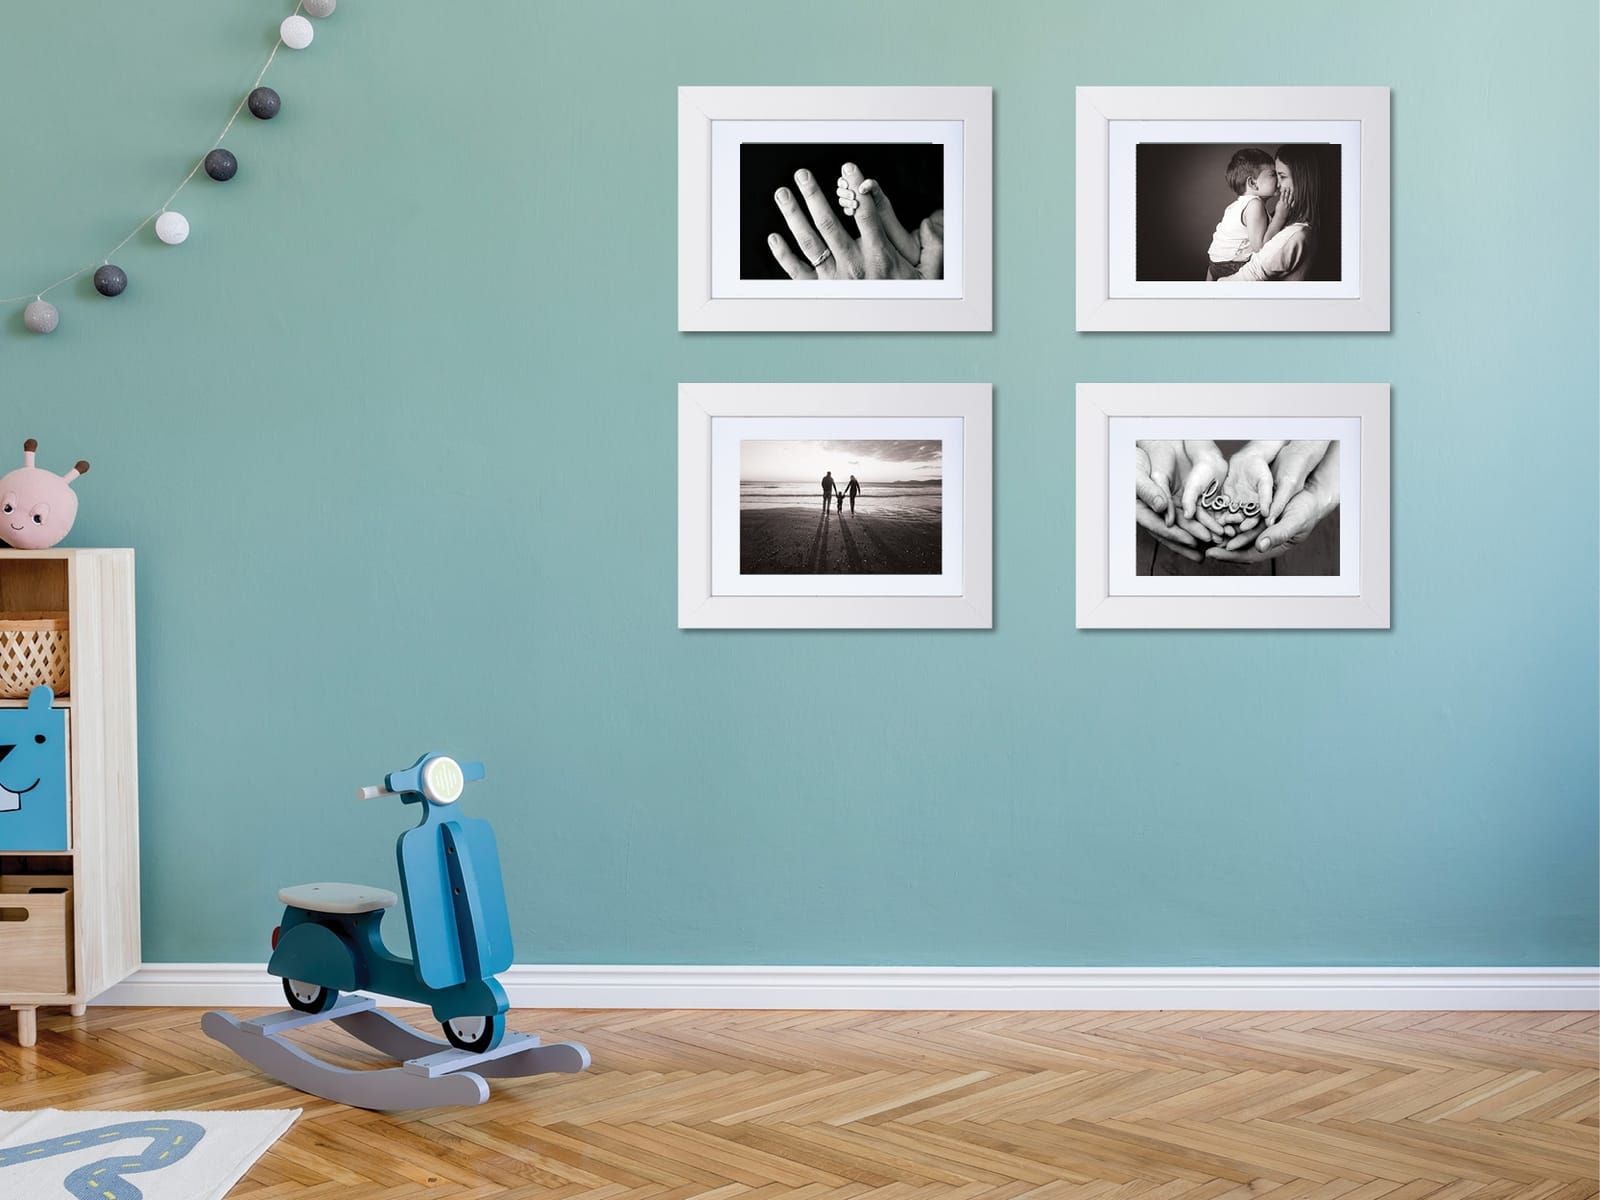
0;438;90;550
0;687;69;851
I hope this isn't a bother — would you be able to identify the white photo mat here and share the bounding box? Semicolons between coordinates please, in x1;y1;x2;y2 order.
1077;383;1390;629
1076;86;1390;332
679;87;992;332
710;415;965;597
709;119;965;300
1108;416;1361;597
1107;119;1361;299
680;383;993;628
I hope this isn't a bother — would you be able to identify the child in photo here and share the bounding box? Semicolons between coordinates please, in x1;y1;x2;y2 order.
1205;149;1277;280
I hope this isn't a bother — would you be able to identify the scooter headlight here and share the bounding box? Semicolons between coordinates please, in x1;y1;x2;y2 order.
420;755;465;805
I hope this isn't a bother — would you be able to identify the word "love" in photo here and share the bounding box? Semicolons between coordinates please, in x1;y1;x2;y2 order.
1200;480;1260;518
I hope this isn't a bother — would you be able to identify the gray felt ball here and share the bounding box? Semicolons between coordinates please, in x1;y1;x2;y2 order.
93;264;128;297
247;86;280;120
23;300;59;334
204;148;238;181
304;0;336;16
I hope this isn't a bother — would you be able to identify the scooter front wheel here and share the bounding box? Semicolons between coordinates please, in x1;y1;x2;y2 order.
443;1013;505;1054
283;978;339;1014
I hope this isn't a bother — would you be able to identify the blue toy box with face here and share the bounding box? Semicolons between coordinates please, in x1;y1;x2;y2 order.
0;688;69;851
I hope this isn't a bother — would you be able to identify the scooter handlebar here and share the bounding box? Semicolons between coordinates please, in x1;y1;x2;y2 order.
355;757;486;803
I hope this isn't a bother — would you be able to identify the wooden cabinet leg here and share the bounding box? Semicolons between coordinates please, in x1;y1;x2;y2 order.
13;1006;37;1048
70;1003;87;1017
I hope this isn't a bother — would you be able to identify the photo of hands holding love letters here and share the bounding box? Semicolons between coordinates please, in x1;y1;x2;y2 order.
1134;438;1340;576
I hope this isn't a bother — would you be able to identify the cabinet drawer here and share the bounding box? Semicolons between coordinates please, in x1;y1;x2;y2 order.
0;875;73;994
0;696;69;852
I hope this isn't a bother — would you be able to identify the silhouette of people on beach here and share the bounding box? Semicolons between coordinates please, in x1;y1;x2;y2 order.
821;471;836;511
844;475;861;512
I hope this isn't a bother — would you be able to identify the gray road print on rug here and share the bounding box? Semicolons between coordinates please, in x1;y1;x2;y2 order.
0;1118;205;1200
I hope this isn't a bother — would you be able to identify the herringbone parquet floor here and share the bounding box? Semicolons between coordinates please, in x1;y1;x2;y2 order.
2;1007;1596;1199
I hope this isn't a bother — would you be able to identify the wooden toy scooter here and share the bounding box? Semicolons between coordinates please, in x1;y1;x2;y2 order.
202;752;589;1111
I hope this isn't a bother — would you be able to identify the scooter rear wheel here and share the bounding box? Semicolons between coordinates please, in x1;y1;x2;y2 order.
443;1013;505;1054
283;978;339;1014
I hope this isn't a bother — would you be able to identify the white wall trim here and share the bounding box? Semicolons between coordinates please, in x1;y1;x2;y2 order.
94;964;1600;1011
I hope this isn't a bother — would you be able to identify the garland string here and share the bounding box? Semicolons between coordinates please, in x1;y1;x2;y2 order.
0;1;308;307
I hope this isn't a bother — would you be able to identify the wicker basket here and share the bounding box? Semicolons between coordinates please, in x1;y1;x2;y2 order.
0;614;69;699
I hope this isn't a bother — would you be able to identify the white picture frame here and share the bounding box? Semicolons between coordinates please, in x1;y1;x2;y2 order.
1076;86;1390;332
678;87;993;332
1076;383;1390;629
679;383;993;628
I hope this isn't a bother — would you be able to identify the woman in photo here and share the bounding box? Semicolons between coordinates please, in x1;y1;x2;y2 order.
1228;144;1325;282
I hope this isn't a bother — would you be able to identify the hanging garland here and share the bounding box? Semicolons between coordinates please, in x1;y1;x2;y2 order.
3;0;339;335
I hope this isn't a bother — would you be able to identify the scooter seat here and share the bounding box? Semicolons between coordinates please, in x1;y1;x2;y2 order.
278;882;398;915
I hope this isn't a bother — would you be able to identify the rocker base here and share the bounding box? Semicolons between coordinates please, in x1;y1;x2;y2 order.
202;993;591;1111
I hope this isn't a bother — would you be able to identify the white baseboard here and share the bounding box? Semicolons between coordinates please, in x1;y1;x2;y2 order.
92;964;1600;1011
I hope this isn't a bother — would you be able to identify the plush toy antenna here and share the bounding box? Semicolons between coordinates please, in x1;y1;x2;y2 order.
22;439;37;468
63;460;90;485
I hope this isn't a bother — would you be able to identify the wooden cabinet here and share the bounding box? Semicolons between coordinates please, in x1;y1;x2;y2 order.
0;550;138;1046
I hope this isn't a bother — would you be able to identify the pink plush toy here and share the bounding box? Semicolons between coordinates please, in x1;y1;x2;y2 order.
0;439;90;549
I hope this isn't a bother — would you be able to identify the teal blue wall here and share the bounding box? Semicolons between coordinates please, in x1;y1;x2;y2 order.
2;1;1594;966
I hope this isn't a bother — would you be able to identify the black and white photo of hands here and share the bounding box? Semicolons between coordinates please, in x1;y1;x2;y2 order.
767;161;945;281
1134;438;1339;565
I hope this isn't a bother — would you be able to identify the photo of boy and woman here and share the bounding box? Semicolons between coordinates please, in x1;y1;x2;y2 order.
1135;142;1342;283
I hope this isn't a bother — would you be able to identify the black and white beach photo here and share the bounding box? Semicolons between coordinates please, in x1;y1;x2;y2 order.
739;439;942;575
739;141;946;282
681;382;991;627
1134;437;1340;576
1135;142;1342;283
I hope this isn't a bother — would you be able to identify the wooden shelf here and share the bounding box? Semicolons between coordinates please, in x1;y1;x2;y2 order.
0;697;70;708
0;556;66;615
0;550;138;1047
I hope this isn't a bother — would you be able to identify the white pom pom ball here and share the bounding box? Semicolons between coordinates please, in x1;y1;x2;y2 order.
304;0;336;17
280;15;314;49
23;300;59;334
155;211;190;245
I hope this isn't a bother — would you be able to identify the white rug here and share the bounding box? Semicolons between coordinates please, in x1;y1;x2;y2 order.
0;1109;297;1200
